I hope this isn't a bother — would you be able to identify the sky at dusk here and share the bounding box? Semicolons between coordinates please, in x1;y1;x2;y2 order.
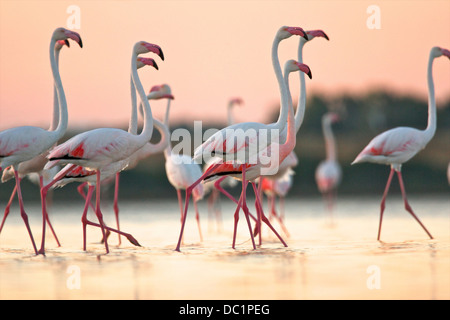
0;0;449;131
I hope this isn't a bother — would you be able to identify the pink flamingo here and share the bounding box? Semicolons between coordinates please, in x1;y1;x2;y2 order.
258;29;329;233
0;39;70;246
0;28;82;255
352;46;450;240
75;58;168;245
162;84;206;242
200;26;310;237
53;59;167;250
43;41;164;254
315;112;342;224
175;59;312;251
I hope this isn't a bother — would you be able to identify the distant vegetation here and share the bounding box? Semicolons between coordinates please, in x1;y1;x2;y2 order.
1;90;449;204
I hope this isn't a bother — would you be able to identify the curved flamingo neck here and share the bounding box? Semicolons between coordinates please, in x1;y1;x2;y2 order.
295;39;307;132
128;75;138;135
424;51;437;143
131;46;154;145
163;98;173;157
279;68;296;162
50;47;62;131
49;38;68;140
272;36;288;129
323;118;337;161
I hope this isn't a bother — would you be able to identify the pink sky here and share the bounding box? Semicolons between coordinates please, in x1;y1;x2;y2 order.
0;0;449;130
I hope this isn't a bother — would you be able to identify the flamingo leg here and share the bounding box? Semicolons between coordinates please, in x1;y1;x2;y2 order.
396;171;433;239
39;175;61;248
0;184;17;234
94;171;109;253
377;168;395;240
239;167;256;250
12;169;38;255
176;163;220;251
231;191;244;249
81;185;95;251
113;172;121;245
251;182;288;247
77;182;96;213
214;176;258;223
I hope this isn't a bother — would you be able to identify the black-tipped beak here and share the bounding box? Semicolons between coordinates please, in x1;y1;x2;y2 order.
64;39;70;47
324;33;330;41
154;61;159;70
303;33;309;40
159;48;165;61
77;37;83;48
307;70;312;79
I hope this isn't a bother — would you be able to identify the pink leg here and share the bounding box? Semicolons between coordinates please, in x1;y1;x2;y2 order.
12;169;38;255
80;184;140;250
94;171;109;253
175;163;220;251
396;171;433;239
214;176;258;223
377;168;395;240
238;168;256;250
38;164;78;254
0;184;17;234
113;172;121;245
231;191;244;249
39;175;61;249
77;182;95;213
252;182;287;247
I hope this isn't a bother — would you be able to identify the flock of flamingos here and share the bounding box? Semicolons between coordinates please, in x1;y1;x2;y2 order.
0;26;448;256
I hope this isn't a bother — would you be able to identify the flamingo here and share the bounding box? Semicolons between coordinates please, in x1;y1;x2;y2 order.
193;26;309;235
161;84;206;242
352;46;450;240
259;29;329;233
75;58;168;245
52;58;167;250
0;39;70;245
0;28;82;255
43;41;164;254
315;112;342;224
175;59;312;251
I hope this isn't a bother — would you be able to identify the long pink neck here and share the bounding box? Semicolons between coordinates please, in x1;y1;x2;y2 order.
278;69;296;162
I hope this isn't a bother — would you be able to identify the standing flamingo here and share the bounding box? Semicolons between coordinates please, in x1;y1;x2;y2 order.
52;58;165;250
0;28;82;255
352;46;450;240
176;59;312;251
162;84;205;242
75;57;167;245
315;112;342;224
0;39;70;245
259;29;329;233
43;41;164;254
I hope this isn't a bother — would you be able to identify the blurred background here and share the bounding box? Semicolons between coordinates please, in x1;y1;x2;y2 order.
1;0;449;202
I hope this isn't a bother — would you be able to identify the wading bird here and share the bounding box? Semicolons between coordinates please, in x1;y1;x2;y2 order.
352;46;450;240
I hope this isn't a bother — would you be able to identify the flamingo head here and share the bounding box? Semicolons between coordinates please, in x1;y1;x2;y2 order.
148;84;174;100
52;27;83;48
55;39;70;51
277;26;308;40
284;59;312;79
432;46;450;59
136;41;164;61
229;97;244;108
137;57;158;70
305;29;329;42
325;112;340;123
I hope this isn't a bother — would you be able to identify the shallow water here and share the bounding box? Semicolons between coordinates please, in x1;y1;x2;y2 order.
0;195;449;300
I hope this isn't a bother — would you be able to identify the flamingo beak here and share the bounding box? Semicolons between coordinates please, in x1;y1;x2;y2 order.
441;48;450;59
64;39;70;47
